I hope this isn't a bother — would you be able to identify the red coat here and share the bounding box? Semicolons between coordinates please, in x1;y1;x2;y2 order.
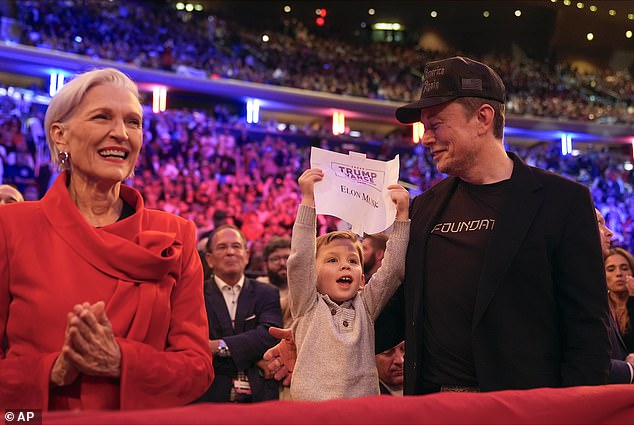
0;173;213;410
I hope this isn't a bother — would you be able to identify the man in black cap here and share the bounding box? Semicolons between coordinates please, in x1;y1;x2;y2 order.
376;55;610;394
264;56;611;395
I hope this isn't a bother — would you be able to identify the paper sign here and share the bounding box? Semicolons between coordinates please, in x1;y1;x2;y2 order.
310;147;400;235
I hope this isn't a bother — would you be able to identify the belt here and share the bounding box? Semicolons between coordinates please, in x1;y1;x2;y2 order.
440;385;480;393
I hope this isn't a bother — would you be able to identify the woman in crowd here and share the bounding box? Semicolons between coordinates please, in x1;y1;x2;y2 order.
605;247;634;352
0;184;24;204
0;68;213;410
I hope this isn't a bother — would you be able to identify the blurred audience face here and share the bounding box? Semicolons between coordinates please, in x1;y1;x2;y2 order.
52;83;142;183
266;247;290;287
206;227;249;284
605;252;632;295
0;185;24;204
361;236;386;276
362;238;379;275
595;209;613;258
376;341;405;389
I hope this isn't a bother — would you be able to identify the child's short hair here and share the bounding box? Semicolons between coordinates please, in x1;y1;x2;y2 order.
316;231;364;266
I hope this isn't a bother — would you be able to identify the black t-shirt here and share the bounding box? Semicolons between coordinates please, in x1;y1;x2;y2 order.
94;200;134;229
422;178;509;387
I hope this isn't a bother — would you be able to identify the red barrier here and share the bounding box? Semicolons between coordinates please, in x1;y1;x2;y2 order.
44;385;634;424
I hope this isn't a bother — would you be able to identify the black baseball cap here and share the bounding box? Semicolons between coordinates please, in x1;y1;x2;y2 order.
395;56;506;124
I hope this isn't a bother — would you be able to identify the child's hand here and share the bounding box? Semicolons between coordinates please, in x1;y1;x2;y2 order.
388;184;410;221
298;168;324;206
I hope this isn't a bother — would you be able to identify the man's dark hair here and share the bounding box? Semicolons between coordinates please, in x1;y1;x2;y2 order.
263;237;291;262
455;97;505;139
363;233;389;252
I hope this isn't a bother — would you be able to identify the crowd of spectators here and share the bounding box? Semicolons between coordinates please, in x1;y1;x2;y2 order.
6;0;634;125
1;0;632;272
1;91;632;276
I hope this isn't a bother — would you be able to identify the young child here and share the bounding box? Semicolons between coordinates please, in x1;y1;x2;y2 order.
287;168;410;400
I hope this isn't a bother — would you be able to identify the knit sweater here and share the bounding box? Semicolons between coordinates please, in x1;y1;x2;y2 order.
288;205;410;400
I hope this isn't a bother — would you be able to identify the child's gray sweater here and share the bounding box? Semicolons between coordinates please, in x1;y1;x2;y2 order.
288;204;410;400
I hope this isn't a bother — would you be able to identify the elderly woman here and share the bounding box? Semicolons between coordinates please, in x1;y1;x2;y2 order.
0;69;213;410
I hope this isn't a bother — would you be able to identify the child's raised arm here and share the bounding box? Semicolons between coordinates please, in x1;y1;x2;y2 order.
298;168;324;207
387;184;410;221
288;168;324;320
361;184;410;320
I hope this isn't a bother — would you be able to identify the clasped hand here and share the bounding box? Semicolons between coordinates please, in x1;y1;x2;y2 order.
50;301;121;386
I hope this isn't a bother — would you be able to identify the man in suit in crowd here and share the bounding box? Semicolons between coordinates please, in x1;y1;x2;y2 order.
198;224;282;402
377;55;610;394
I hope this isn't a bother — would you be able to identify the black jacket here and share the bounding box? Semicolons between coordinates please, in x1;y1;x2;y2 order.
198;276;282;402
377;152;610;393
